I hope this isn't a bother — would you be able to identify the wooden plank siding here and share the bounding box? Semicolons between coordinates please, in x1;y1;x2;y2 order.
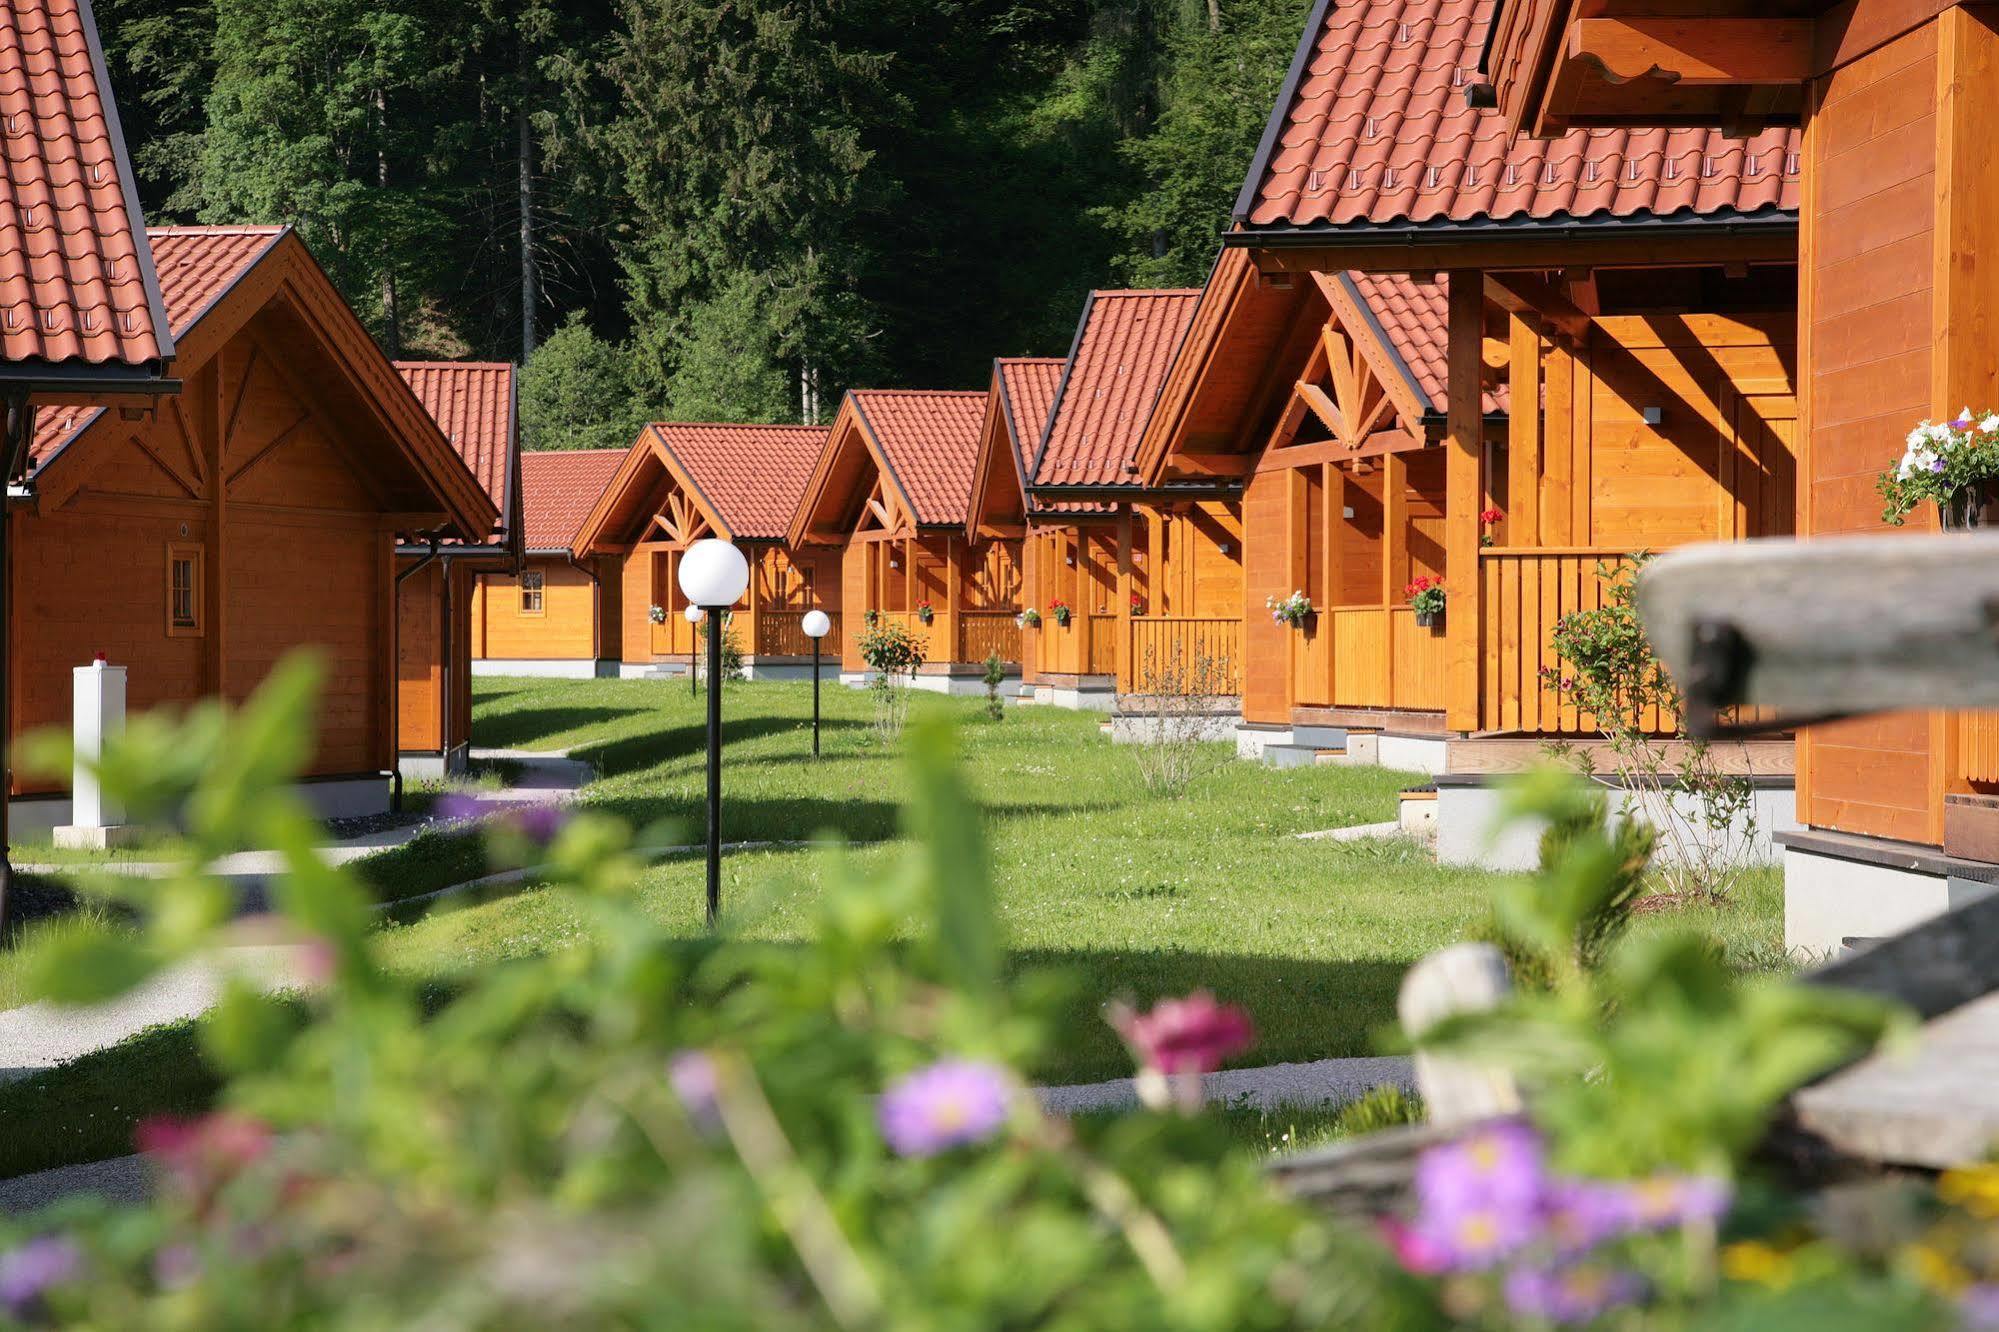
471;556;605;663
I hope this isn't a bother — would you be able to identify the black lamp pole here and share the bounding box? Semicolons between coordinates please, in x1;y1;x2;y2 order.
811;638;822;757
704;604;723;927
690;619;699;697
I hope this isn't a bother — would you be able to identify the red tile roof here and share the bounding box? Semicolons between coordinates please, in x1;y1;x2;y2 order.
995;357;1062;477
1346;271;1504;415
520;448;625;552
850;389;988;526
647;422;827;541
396;361;516;524
1032;289;1201;491
0;0;171;374
1238;0;1800;232
31;225;281;464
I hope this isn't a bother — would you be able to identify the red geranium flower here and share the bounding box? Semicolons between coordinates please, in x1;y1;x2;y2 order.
1479;508;1503;526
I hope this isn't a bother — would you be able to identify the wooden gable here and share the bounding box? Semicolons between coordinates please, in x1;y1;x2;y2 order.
787;394;919;548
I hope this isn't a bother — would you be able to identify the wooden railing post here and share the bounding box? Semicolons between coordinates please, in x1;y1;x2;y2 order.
1507;310;1542;546
1445;270;1485;734
1116;506;1133;690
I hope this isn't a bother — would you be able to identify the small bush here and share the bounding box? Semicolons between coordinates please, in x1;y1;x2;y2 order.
857;617;926;739
982;651;1007;721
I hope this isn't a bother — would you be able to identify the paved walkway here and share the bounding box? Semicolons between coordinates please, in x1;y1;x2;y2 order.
0;1053;1416;1214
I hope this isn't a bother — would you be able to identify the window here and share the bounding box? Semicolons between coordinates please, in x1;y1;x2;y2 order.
520;570;545;616
167;544;202;636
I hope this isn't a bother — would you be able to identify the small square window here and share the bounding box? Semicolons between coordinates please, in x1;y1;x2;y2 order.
520;570;545;616
167;543;202;636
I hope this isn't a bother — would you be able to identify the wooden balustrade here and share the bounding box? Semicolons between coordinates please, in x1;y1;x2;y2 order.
1961;713;1999;785
1304;606;1447;711
755;610;841;658
1087;616;1118;672
1122;617;1241;695
960;611;1020;665
1478;547;1673;735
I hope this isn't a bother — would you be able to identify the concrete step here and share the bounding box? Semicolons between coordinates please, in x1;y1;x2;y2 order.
1292;723;1350;750
1263;744;1344;770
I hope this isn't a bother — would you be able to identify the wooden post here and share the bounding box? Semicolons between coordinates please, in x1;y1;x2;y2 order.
1507;310;1542;547
946;535;963;663
1115;506;1133;690
1381;452;1409;605
744;545;763;657
1446;271;1485;734
1146;508;1166;615
1078;531;1096;675
1324;463;1346;704
1021;527;1039;684
1541;339;1575;545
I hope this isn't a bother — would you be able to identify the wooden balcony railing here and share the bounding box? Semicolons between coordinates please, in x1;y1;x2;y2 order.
1121;617;1241;695
1087;615;1119;672
755;609;841;658
960;611;1020;665
1302;605;1447;712
1961;713;1999;786
1478;547;1672;735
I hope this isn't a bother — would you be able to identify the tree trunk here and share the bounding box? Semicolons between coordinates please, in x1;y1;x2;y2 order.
374;87;401;359
517;40;538;363
1207;0;1220;34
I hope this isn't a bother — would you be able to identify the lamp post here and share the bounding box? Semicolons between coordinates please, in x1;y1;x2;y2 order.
802;609;831;757
678;539;750;928
684;603;703;696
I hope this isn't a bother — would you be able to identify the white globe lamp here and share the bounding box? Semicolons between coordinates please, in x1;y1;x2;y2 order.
678;539;750;610
801;608;833;758
677;538;750;929
683;604;703;624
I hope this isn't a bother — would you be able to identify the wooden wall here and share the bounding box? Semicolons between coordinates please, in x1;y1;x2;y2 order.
616;542;841;663
396;559;474;755
1794;10;1996;846
472;557;601;662
12;337;404;795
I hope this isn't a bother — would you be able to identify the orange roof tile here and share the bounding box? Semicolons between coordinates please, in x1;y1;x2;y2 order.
396;361;516;526
31;225;282;464
1237;0;1800;233
647;422;828;541
1032;289;1201;493
850;389;988;526
0;0;171;376
1345;271;1504;416
520;448;625;552
996;358;1062;479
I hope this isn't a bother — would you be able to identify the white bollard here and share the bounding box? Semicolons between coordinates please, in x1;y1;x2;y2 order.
54;655;142;849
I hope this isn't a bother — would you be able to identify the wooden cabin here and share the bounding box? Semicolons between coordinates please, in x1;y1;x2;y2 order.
16;226;496;831
468;448;624;678
0;0;179;860
1148;0;1801;789
1474;1;1999;948
969;289;1241;710
394;362;520;777
789;389;1021;691
572;422;836;680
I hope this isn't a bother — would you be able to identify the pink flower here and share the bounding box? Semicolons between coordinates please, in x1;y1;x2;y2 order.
136;1112;272;1199
1114;992;1256;1075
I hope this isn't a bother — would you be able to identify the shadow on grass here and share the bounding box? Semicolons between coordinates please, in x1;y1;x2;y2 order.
581;788;1124;848
572;715;870;778
474;705;650;750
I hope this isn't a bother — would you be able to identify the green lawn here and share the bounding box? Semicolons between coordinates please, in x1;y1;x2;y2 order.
381;676;1506;1083
0;674;1785;1181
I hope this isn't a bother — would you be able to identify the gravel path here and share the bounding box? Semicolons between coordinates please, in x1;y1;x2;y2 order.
0;1054;1417;1213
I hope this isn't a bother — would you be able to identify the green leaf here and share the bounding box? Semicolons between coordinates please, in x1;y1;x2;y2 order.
200;981;302;1074
902;716;1000;1002
24;927;158;1005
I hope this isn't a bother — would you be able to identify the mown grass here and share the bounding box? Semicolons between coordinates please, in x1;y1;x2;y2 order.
0;675;1786;1180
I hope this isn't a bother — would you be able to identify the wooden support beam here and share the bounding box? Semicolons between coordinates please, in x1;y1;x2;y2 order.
1483;273;1592;342
1382;450;1409;607
1571;17;1814;87
1507;311;1542;547
1296;381;1343;437
1256;434;1427;475
1115;505;1133;687
1445;271;1484;734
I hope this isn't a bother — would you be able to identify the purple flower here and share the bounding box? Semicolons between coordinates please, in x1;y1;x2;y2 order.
878;1060;1011;1158
1934;456;1949;473
1416;1120;1546;1217
1504;1264;1646;1324
434;792;487;824
1963;1285;1999;1329
0;1236;81;1316
153;1243;199;1291
1542;1178;1633;1256
506;802;567;846
1619;1175;1731;1232
669;1050;720;1130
